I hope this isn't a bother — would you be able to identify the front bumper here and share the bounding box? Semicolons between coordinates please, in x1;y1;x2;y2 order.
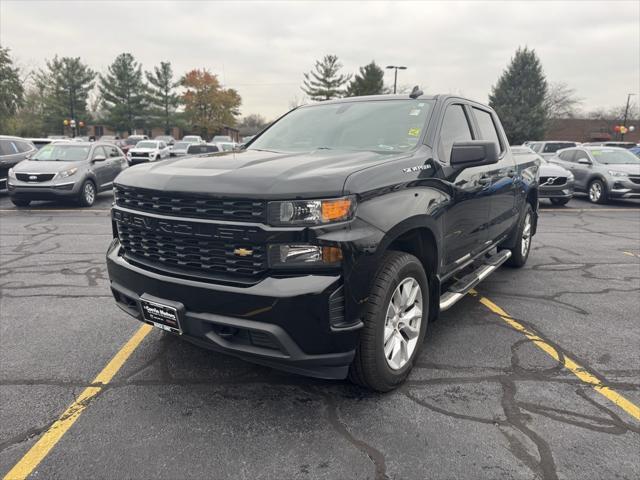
607;178;640;199
106;240;359;379
539;180;574;199
7;178;82;199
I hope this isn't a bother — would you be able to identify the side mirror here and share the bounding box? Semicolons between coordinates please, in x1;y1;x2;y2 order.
577;158;591;165
93;154;107;162
450;141;499;168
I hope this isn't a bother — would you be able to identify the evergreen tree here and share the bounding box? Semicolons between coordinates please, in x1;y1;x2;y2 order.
99;53;147;133
346;61;385;97
146;61;180;133
302;54;351;101
0;45;24;132
489;47;548;144
35;56;95;134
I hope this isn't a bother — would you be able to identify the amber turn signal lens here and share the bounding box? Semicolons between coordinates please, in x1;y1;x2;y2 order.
322;246;343;264
321;198;352;222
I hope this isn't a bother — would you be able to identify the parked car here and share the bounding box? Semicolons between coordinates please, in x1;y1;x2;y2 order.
120;135;149;155
630;146;640;157
107;93;540;391
211;135;232;143
127;140;171;164
186;143;220;155
513;146;574;205
583;141;637;149
154;135;175;146
100;135;120;143
7;142;127;207
213;141;237;152
0;136;38;190
550;146;640;203
182;135;205;144
527;141;578;159
169;141;192;157
26;138;55;150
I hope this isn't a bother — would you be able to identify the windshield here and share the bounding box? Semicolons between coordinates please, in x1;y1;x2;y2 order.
543;142;576;153
249;100;434;153
136;141;157;149
173;142;190;149
125;138;142;145
592;149;640;164
32;144;90;162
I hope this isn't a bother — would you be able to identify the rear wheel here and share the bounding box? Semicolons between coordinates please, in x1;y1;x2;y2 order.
349;251;429;392
11;198;31;207
588;179;607;204
504;203;533;268
78;180;96;207
550;198;570;206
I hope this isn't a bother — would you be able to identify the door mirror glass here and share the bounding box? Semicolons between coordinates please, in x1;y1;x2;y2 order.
577;157;591;165
450;141;499;168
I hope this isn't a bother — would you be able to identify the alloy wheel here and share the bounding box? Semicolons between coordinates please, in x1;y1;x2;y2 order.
383;277;423;370
589;182;601;202
84;182;95;205
521;212;532;257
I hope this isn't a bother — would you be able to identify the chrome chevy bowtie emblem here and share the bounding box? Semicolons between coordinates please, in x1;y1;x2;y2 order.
233;248;254;257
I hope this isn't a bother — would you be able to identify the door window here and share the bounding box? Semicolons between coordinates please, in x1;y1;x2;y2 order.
530;143;542;153
558;150;576;162
472;108;503;153
0;140;20;155
92;146;107;159
106;146;120;158
438;104;473;162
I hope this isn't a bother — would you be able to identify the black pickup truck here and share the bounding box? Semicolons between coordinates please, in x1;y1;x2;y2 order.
107;93;539;391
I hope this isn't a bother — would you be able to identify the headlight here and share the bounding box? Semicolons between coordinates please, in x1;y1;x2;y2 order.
608;170;628;177
566;171;574;181
8;168;16;178
56;167;78;179
268;196;355;226
268;244;342;268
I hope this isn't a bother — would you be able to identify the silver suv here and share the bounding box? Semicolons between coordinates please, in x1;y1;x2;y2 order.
8;142;128;207
550;146;640;203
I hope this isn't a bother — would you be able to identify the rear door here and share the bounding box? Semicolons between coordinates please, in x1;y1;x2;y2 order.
436;102;491;270
569;149;592;190
105;144;126;182
470;107;518;242
91;146;111;188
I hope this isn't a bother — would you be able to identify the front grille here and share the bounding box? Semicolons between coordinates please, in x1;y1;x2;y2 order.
117;221;267;278
115;185;266;223
629;176;640;185
540;176;566;187
131;152;149;157
16;173;55;182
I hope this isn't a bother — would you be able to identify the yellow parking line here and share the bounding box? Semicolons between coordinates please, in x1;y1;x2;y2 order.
475;292;640;421
3;324;152;480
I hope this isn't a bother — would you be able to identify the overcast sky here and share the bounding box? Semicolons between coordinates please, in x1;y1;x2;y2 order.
1;0;638;120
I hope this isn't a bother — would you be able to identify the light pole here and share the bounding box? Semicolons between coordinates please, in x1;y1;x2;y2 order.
621;93;636;141
386;65;407;94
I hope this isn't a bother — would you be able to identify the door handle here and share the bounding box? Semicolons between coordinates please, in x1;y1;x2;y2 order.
478;175;492;185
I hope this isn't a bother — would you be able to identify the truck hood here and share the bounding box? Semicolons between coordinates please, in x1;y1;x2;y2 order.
540;163;570;177
115;148;405;198
13;160;82;173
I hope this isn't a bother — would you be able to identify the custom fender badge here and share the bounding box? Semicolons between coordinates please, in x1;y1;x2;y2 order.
402;165;432;174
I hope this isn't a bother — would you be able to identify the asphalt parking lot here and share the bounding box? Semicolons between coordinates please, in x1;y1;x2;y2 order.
1;192;639;480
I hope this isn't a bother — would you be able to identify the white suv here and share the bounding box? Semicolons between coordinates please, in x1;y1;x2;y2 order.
127;140;170;165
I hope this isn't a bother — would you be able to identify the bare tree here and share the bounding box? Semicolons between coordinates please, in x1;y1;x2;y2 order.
544;82;582;130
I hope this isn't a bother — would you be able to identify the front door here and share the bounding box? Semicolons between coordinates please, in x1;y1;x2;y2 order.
91;146;111;188
436;103;491;272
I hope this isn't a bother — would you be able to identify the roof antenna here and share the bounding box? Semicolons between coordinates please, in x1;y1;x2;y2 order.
409;85;423;99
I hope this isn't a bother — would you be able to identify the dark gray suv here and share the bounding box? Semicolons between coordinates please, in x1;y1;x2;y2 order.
550;146;640;203
7;142;128;207
0;136;38;191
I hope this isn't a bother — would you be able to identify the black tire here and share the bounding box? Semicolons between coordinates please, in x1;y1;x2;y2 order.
11;198;31;207
588;179;607;204
550;198;570;206
349;251;429;392
77;180;96;207
504;203;533;268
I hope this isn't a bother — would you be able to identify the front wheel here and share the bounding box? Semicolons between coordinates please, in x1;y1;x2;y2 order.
504;203;533;268
78;180;96;207
588;179;607;204
349;251;429;392
550;198;570;206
